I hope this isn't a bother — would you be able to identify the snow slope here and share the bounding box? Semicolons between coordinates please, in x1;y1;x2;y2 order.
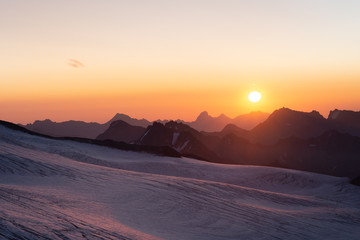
0;125;360;239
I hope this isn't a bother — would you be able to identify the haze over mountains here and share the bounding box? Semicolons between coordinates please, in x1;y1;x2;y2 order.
21;111;269;139
21;113;152;139
188;110;269;132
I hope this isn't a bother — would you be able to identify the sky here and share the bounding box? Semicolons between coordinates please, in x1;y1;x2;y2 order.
1;0;360;124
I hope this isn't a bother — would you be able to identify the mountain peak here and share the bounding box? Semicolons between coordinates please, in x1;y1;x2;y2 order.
270;108;325;120
108;113;151;128
151;121;166;128
217;113;229;120
96;120;146;143
196;111;210;121
110;113;131;122
32;119;54;125
309;110;323;119
250;108;329;145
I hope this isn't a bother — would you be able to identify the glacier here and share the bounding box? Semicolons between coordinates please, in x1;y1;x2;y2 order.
0;125;359;239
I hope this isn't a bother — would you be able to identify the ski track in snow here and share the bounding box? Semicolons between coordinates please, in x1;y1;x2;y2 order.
0;125;360;239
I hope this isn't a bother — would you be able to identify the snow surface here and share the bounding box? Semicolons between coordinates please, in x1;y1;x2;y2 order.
172;132;180;145
0;125;360;239
176;140;189;153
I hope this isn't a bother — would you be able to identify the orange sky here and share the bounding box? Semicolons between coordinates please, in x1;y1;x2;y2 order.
1;1;360;124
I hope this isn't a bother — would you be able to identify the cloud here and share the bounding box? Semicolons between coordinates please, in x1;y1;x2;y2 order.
68;59;84;68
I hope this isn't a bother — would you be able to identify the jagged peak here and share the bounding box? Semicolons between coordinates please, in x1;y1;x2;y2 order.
111;113;130;120
198;111;209;117
195;111;210;121
111;113;148;121
309;110;323;119
165;120;185;126
34;119;53;124
151;121;165;127
269;108;325;120
196;111;231;122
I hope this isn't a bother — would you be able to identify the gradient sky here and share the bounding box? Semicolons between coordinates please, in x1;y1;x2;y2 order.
1;0;360;124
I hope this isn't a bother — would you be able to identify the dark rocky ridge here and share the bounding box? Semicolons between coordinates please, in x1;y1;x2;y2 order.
1;120;181;158
96;120;146;143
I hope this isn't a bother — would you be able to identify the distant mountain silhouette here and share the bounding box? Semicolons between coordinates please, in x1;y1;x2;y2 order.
137;121;219;161
108;113;151;128
96;120;146;143
21;113;152;139
188;111;231;132
22;111;269;139
188;111;269;132
248;108;330;145
248;108;360;145
232;111;270;130
202;124;249;139
22;119;107;139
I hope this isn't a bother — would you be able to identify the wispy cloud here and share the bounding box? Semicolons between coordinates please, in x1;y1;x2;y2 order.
68;59;84;68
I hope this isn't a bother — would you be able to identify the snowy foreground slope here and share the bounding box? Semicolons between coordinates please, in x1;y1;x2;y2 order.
0;125;360;240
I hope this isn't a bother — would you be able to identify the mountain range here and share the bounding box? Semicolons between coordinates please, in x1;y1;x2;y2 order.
20;113;152;139
21;111;269;138
96;108;360;179
12;107;360;180
188;110;269;132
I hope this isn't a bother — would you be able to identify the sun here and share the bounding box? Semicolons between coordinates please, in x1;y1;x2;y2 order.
248;91;262;103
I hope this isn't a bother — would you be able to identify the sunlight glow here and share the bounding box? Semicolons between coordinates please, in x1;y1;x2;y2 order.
248;91;262;103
